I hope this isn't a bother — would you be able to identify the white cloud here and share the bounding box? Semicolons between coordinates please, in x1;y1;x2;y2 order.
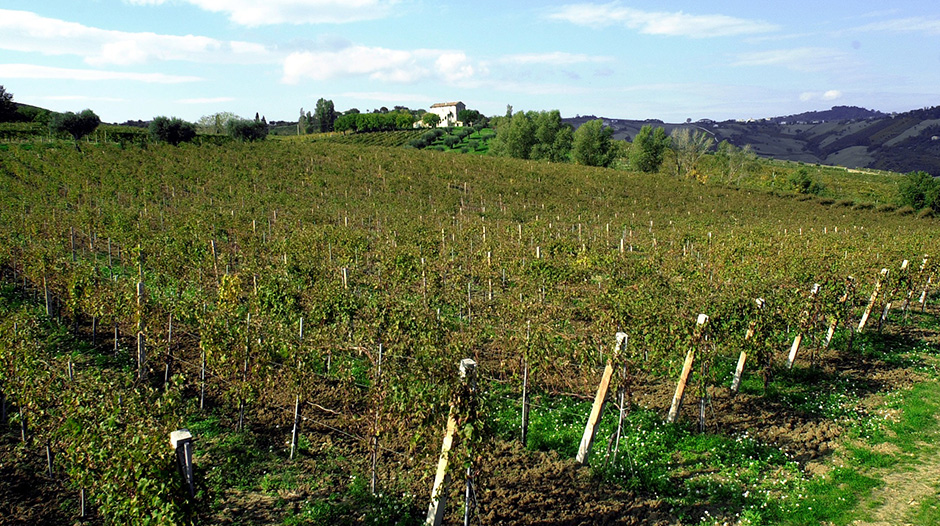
124;0;399;25
37;95;128;102
0;9;272;66
282;46;479;85
0;63;202;83
800;90;843;102
340;92;432;104
547;3;778;37
733;48;853;73
178;97;237;104
855;17;940;36
499;52;612;65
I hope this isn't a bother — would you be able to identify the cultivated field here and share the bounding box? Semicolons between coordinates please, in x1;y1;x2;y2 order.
1;139;939;525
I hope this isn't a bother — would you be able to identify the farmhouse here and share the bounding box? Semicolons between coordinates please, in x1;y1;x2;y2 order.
428;101;465;126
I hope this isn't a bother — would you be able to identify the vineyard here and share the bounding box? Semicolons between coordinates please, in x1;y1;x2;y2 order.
1;139;939;525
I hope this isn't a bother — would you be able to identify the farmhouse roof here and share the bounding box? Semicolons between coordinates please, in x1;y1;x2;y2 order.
431;101;463;108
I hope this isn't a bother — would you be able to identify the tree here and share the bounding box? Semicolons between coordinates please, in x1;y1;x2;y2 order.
0;85;17;122
531;110;572;162
789;167;824;195
422;112;441;128
671;127;714;180
629;125;670;173
571;119;614;167
197;112;238;134
458;109;484;127
227;118;268;141
716;140;756;184
501;111;537;159
899;170;940;211
149;116;197;146
50;109;100;142
314;98;336;133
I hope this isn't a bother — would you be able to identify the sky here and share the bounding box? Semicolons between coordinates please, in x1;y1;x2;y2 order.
1;1;938;124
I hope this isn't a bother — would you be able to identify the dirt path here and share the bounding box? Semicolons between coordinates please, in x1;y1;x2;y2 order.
851;443;940;526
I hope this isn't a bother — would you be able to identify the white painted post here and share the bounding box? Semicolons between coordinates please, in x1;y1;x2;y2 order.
137;281;146;380
290;396;301;460
170;429;196;498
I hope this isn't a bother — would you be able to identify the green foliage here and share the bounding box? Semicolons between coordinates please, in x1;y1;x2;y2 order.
457;108;485;127
149;116;197;146
629;125;670;173
421;112;441;128
49;109;101;142
0;84;16;122
671;127;714;180
196;112;238;135
571;118;614;167
490;110;573;162
336;111;416;133
227;118;268;141
789;167;825;195
313;98;337;133
899;170;940;211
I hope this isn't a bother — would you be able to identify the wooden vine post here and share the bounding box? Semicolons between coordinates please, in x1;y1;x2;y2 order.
824;277;855;349
667;314;708;424
426;358;476;526
576;332;627;465
903;256;929;319
878;260;909;331
731;298;764;395
858;268;889;332
787;284;820;370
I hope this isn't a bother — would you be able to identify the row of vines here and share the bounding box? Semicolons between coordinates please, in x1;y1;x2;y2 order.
0;139;937;524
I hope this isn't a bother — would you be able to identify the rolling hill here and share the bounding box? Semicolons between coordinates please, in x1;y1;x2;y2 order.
565;105;940;175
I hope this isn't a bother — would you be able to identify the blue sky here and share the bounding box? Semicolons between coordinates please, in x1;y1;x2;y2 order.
1;1;938;123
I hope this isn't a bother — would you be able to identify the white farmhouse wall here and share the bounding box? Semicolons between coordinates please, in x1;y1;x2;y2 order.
429;101;466;127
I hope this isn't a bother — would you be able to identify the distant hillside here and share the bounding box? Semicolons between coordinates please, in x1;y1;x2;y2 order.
566;106;940;175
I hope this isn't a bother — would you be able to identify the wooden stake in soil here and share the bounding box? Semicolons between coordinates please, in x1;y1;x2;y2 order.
787;284;820;370
426;358;476;526
732;298;765;395
824;278;854;349
858;268;889;332
576;332;627;465
667;314;708;424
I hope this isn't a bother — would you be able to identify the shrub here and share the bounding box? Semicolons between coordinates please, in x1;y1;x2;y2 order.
49;109;100;142
227;119;268;141
149;116;196;146
899;171;940;211
443;135;460;148
789;167;824;195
